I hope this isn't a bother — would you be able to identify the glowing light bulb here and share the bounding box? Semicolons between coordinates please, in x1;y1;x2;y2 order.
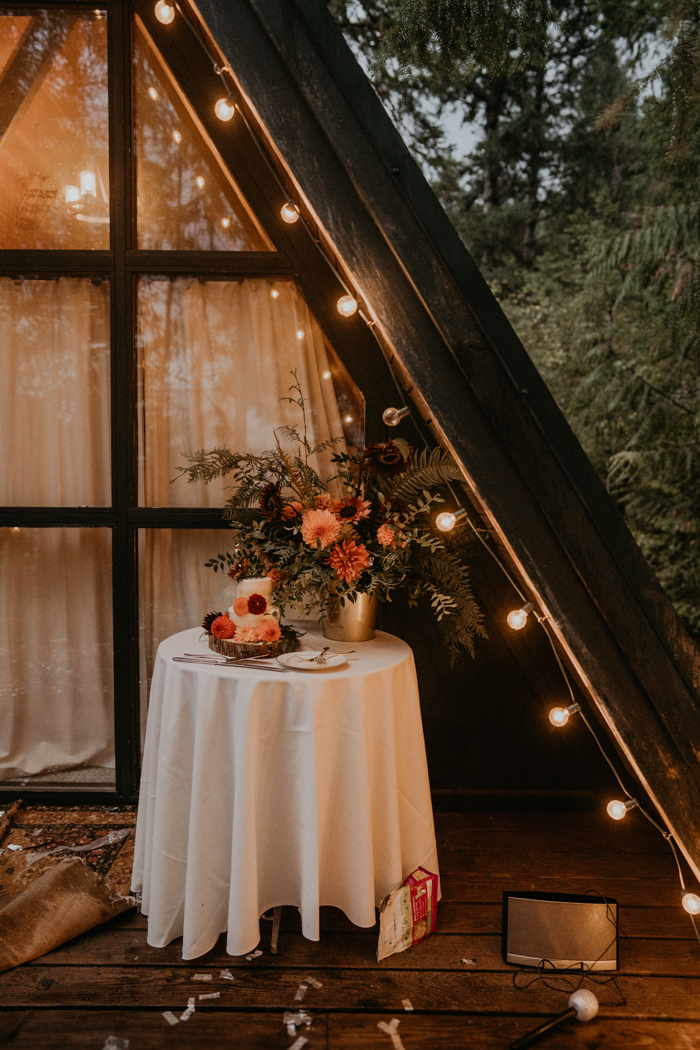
148;87;159;101
221;217;230;229
155;0;175;23
682;892;700;915
337;294;358;317
607;798;638;820
271;289;279;299
436;511;456;532
345;415;353;423
80;170;97;197
507;602;533;630
10;526;20;532
382;406;410;427
196;176;205;189
549;707;570;727
322;370;331;379
65;185;80;204
215;97;235;121
296;330;304;340
281;201;299;224
172;130;182;144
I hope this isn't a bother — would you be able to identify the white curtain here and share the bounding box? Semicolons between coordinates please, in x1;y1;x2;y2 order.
136;278;348;732
0;278;113;781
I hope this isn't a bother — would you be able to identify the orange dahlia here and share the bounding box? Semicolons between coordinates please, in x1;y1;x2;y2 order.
377;524;396;548
211;615;236;639
327;540;372;582
300;508;341;549
233;596;249;617
256;619;281;642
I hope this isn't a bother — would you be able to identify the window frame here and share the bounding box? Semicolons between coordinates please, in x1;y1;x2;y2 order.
0;0;395;802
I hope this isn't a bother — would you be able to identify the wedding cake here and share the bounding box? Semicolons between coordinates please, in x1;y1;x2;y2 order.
228;576;279;626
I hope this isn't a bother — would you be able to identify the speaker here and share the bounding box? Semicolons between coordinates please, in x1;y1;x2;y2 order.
502;891;618;971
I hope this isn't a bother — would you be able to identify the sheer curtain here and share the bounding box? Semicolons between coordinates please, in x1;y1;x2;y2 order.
0;278;113;781
137;278;349;727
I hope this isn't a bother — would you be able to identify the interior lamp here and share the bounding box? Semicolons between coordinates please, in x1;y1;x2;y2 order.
548;702;580;727
436;508;467;532
337;294;358;317
80;170;97;197
280;201;300;224
607;798;638;820
682;892;700;915
215;97;235;121
382;406;410;427
155;0;175;23
507;602;533;630
64;185;80;204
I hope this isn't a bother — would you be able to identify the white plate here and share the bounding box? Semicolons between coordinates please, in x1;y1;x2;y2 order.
277;650;348;671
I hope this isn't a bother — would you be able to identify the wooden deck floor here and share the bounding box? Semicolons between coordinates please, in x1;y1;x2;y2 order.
1;810;700;1048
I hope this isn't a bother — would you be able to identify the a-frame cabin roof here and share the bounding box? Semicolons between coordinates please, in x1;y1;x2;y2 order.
154;0;700;879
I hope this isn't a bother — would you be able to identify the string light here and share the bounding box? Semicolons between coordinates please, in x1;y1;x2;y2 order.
280;201;300;224
215;97;235;121
154;0;175;23
271;289;279;299
148;86;159;101
682;893;700;915
172;130;182;144
296;330;304;340
10;527;20;532
220;217;230;229
607;798;638;820
337;294;358;317
345;415;353;423
549;702;580;727
382;406;410;427
436;508;467;532
507;602;534;630
322;370;331;379
196;176;205;188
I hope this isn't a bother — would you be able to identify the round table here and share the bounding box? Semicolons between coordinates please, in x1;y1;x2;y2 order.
131;623;439;959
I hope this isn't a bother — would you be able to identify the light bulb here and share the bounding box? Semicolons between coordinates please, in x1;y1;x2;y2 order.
215;97;235;121
172;130;182;144
271;289;280;299
436;511;456;532
148;86;159;101
322;370;331;379
337;294;358;317
80;170;97;197
10;526;20;532
281;201;299;224
607;798;638;820
65;185;80;204
682;892;700;915
382;406;410;427
221;217;230;229
155;0;175;23
196;175;205;189
549;707;570;727
296;330;304;340
345;415;353;423
507;602;533;630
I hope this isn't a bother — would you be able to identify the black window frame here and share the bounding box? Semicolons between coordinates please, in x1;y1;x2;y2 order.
0;0;396;804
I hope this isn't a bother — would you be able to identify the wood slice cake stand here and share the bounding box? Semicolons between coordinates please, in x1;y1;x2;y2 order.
208;630;300;661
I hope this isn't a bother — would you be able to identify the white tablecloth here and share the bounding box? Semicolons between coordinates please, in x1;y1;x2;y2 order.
131;623;439;959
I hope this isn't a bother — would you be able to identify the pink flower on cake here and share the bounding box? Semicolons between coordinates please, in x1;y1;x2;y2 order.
256;619;281;642
377;524;396;548
233;596;249;617
211;615;236;639
327;540;372;582
300;508;341;549
247;593;267;615
331;496;372;524
235;624;259;642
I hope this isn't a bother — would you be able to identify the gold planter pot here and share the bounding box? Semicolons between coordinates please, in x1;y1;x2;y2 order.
322;588;378;642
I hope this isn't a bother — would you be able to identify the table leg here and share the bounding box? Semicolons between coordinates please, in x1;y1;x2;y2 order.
271;906;282;954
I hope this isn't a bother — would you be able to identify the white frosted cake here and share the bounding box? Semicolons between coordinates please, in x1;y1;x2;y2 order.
228;576;276;626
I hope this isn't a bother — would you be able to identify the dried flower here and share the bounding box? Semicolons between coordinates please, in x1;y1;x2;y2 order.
331;496;372;524
363;439;410;476
227;557;251;581
201;610;223;634
301;508;341;549
259;481;283;519
282;501;303;520
211;615;236;639
247;593;267;615
327;540;372;582
257;619;281;642
377;524;396;548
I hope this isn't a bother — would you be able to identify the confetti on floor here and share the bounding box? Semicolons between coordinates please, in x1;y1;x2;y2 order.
162;1012;179;1027
294;983;308;1001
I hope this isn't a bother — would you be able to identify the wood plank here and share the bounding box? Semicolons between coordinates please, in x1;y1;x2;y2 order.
3;966;700;1017
0;1010;327;1049
433;818;669;854
30;928;700;977
440;875;680;906
437;850;679;878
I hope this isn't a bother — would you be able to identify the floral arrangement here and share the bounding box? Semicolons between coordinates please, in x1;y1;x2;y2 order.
201;610;283;644
179;377;486;663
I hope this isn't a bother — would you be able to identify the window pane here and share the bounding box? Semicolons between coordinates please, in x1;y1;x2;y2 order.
0;10;109;250
139;528;234;736
0;277;111;506
137;277;363;506
133;16;270;251
0;527;114;787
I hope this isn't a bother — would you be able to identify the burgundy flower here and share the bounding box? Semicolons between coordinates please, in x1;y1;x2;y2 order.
247;593;267;615
363;440;411;476
260;481;283;519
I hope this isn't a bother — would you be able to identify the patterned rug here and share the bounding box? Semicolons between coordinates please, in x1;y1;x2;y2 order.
0;801;137;899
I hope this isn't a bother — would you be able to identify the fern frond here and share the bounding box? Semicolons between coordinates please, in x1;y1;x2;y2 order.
386;447;464;500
